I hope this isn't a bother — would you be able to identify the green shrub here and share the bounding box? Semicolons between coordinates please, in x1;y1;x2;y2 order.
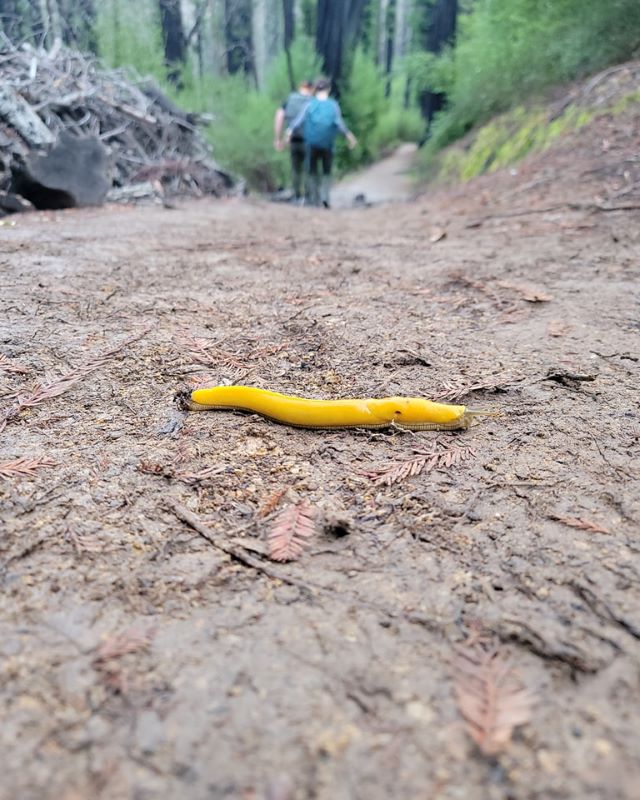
201;76;288;192
425;0;640;143
265;36;323;103
96;0;166;79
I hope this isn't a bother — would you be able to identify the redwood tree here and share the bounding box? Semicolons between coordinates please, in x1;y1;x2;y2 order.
316;0;370;88
158;0;186;83
419;0;458;126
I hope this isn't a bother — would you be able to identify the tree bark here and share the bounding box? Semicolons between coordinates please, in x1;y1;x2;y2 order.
283;0;295;88
159;0;186;84
0;84;55;146
376;0;389;67
419;0;457;126
393;0;411;62
252;0;267;89
224;0;255;81
316;0;370;88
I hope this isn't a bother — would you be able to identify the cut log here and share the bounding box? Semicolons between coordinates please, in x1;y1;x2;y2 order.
0;85;55;147
11;131;109;209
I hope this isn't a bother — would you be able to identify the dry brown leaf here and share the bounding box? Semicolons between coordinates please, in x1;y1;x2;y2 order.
551;515;611;535
362;441;476;486
268;502;316;562
454;635;535;756
497;280;553;303
547;320;574;337
0;456;56;479
259;487;288;518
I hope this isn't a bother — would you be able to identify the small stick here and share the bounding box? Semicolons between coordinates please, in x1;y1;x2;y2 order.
168;500;317;592
167;501;442;632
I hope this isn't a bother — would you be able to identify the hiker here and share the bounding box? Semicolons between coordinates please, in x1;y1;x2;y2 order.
274;79;314;203
286;78;357;208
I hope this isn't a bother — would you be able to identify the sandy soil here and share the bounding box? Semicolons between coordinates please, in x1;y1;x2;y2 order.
1;106;639;800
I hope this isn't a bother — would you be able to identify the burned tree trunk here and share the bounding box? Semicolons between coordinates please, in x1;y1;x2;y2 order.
11;131;109;209
316;0;370;89
224;0;255;81
283;0;295;89
419;0;457;128
158;0;186;84
59;0;98;53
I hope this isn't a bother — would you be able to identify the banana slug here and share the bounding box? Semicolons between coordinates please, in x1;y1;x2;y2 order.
175;385;493;431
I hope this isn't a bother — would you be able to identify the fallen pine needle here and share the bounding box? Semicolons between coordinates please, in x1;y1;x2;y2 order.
93;625;155;663
268;502;316;562
454;633;536;756
550;515;611;535
361;440;476;486
0;456;56;479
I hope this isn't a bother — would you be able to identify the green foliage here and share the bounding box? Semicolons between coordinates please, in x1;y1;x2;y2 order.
265;37;323;102
336;48;387;170
369;106;424;155
210;86;288;192
414;94;635;185
96;0;166;79
424;0;640;146
188;75;288;193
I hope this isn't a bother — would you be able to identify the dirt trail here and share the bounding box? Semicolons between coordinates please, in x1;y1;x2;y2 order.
1;107;639;800
332;142;417;207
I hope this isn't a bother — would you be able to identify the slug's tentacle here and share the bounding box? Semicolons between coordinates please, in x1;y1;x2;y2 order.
175;386;496;432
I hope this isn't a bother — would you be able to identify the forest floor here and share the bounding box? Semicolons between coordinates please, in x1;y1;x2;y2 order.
1;99;639;800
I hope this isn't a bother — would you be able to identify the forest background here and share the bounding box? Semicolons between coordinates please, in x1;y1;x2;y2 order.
1;0;639;191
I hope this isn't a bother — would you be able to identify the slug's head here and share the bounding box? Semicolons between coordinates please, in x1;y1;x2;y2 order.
174;388;199;411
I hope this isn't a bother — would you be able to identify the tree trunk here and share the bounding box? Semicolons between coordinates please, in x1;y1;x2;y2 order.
0;0;24;44
419;0;457;127
159;0;186;84
57;0;97;51
224;0;255;81
376;0;389;67
316;0;369;89
393;0;411;62
252;0;267;89
283;0;295;88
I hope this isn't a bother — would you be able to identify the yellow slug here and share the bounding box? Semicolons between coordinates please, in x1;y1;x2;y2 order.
175;385;492;431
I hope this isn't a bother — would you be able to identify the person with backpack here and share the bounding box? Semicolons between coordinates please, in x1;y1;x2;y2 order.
273;79;314;203
286;78;357;208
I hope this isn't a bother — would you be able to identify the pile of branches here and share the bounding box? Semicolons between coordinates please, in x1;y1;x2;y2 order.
0;38;233;211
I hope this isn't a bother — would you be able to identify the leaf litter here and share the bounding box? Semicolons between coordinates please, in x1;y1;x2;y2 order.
454;632;536;756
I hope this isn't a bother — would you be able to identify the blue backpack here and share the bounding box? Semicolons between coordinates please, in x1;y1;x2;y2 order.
304;98;340;150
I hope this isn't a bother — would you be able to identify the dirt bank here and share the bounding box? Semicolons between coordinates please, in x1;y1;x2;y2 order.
1;104;639;800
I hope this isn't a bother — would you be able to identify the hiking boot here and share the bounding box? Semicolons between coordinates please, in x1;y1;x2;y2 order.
320;176;331;208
